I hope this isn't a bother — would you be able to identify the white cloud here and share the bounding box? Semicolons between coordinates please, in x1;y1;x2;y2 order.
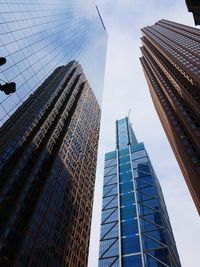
89;1;200;267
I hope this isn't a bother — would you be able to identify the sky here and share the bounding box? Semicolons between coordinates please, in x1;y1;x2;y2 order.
88;1;200;267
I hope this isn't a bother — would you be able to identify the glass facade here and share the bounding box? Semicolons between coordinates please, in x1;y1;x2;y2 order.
99;118;181;267
0;0;107;126
0;61;102;267
0;2;107;267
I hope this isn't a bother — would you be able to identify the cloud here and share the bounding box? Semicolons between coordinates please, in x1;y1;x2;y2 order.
89;1;199;267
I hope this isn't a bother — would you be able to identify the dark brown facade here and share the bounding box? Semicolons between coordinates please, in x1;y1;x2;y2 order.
186;0;200;25
0;61;101;266
140;19;200;214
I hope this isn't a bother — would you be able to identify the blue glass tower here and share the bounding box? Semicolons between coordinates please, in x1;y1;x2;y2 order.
98;117;181;267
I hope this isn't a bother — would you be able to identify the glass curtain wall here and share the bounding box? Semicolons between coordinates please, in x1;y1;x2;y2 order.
0;0;107;126
99;118;181;267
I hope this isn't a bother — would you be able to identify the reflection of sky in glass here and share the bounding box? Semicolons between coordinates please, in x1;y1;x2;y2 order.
0;0;107;126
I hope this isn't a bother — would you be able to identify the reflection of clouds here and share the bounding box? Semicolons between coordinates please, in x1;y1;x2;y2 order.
0;0;107;125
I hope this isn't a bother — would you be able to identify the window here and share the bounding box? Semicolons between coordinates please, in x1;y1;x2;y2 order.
120;182;133;193
120;192;135;206
119;163;131;173
122;255;142;267
105;151;117;161
121;205;137;220
119;156;130;164
121;235;140;254
121;219;138;236
119;172;132;183
119;148;129;157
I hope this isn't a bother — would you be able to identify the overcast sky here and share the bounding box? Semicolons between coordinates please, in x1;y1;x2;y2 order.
88;1;200;266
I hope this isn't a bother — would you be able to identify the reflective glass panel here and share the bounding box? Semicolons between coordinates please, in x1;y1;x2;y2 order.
0;0;107;126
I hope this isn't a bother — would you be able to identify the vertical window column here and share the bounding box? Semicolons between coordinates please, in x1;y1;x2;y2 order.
118;148;142;266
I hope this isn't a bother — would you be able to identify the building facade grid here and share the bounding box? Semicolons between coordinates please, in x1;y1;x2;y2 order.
0;60;102;267
98;117;181;267
140;19;200;214
0;0;107;126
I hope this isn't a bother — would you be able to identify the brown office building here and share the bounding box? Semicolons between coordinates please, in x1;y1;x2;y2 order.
140;19;200;214
186;0;200;25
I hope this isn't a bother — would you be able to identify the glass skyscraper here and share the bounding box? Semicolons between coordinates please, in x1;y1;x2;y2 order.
98;117;181;267
0;0;107;125
0;1;107;267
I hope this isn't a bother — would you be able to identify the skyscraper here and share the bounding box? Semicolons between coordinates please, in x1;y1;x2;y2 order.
185;0;200;25
0;1;107;125
140;19;200;214
98;117;181;267
0;1;107;267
